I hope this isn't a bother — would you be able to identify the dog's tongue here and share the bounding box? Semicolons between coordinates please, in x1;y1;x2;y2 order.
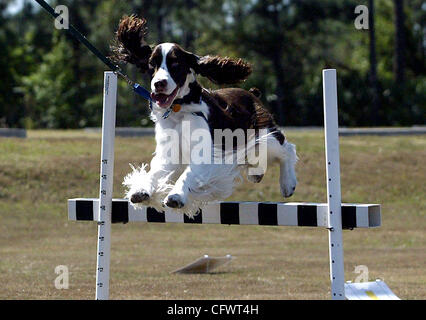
151;88;178;109
153;94;169;106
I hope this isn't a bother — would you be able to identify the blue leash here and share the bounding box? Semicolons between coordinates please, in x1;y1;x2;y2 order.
132;83;152;101
35;0;152;103
117;71;152;102
36;0;208;120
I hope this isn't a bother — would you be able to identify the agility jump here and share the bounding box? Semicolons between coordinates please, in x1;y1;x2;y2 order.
67;69;399;300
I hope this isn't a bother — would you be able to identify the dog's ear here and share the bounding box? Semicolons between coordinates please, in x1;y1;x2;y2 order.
111;15;152;73
192;55;252;85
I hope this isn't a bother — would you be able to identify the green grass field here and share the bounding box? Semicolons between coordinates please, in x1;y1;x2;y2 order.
0;130;424;299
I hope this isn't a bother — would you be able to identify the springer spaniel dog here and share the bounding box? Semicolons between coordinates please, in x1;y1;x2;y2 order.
113;16;297;216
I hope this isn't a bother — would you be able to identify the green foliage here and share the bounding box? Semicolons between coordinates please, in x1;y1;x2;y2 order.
0;0;425;128
22;33;79;128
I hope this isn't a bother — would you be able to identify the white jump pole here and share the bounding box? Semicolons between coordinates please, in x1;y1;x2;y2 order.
323;69;345;300
95;71;117;300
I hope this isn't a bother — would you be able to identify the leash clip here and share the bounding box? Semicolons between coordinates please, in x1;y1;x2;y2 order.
162;108;172;119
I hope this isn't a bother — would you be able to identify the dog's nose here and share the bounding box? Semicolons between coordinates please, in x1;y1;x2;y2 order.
154;79;167;91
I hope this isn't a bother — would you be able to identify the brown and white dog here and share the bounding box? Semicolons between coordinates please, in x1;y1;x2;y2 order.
113;16;297;215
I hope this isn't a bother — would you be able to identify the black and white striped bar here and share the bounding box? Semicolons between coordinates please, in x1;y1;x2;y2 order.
68;198;381;229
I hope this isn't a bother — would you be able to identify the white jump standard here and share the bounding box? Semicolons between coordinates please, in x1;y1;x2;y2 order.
67;69;399;300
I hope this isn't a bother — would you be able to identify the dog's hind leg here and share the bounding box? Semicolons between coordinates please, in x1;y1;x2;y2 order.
266;133;298;198
279;140;298;197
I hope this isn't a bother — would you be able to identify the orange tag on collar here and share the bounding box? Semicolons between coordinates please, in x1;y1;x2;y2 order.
172;104;181;112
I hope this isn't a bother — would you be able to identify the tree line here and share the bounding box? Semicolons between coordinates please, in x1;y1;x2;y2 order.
0;0;424;128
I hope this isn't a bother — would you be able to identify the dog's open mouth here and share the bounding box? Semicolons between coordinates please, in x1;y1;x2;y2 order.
151;87;179;109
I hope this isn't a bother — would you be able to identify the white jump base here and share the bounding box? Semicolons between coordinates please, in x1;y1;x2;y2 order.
66;69;399;300
344;280;399;300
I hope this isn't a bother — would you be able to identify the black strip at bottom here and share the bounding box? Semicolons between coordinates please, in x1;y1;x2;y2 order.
146;207;166;222
184;209;202;224
220;203;240;225
342;206;357;229
297;205;318;226
258;203;278;225
112;201;129;224
76;200;94;221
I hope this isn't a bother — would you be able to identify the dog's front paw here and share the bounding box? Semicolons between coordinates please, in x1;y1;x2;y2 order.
164;194;185;209
130;191;150;203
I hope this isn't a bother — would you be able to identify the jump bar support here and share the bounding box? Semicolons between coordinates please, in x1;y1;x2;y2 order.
95;72;117;300
323;69;345;300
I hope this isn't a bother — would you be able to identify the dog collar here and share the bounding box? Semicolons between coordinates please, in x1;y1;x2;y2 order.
161;96;202;119
161;101;206;121
161;103;182;119
160;89;203;119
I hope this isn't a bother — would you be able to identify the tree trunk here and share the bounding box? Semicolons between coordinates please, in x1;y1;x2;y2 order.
272;50;286;126
269;2;286;126
157;9;164;43
368;0;380;125
183;0;195;49
394;0;405;83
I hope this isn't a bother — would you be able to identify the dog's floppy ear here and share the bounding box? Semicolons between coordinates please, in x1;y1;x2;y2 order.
111;15;152;73
192;55;252;85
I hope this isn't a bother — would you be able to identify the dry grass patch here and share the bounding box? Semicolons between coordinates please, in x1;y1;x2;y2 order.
0;130;424;299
